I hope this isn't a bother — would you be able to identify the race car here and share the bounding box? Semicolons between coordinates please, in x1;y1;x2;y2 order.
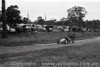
57;38;71;44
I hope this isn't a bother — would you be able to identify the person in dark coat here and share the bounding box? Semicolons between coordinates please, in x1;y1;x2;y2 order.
68;33;75;43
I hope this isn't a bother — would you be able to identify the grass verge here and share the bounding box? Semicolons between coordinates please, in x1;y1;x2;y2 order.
0;42;100;67
0;31;100;46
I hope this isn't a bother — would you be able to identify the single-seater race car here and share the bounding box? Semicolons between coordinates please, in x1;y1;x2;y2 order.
57;37;71;44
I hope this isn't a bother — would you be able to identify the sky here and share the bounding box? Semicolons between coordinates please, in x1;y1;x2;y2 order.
0;0;100;21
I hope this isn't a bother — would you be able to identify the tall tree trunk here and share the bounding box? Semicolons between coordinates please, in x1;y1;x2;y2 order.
2;0;7;38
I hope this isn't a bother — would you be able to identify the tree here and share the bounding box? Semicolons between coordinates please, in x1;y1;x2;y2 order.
6;5;22;27
1;0;7;38
23;17;29;24
67;6;87;27
37;16;44;24
60;17;66;21
50;18;57;22
0;11;2;22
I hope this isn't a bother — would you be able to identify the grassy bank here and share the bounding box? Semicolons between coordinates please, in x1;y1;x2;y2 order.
1;42;100;67
0;31;100;46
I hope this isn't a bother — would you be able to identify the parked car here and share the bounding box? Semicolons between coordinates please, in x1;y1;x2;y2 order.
7;26;16;33
0;25;16;33
32;25;46;32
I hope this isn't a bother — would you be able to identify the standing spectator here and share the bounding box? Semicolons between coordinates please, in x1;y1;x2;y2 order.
45;25;50;32
68;33;76;43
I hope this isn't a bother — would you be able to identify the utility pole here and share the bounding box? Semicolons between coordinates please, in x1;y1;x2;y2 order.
2;0;7;38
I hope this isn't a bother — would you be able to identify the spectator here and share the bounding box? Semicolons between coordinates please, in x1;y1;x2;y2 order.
68;33;76;43
45;25;50;32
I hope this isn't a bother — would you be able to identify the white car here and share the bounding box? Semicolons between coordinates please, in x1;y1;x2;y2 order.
0;26;16;33
8;28;16;33
32;25;46;32
57;38;72;44
0;27;2;32
57;38;67;44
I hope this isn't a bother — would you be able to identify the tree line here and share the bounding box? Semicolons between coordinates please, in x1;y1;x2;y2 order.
0;5;29;28
36;6;100;30
0;5;100;30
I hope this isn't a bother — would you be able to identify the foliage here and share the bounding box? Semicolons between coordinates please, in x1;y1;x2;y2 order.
0;11;2;22
6;5;22;27
50;18;57;22
22;17;29;24
37;16;44;24
85;20;100;30
60;17;66;21
67;6;87;26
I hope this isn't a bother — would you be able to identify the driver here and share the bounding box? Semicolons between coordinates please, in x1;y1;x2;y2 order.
64;34;71;44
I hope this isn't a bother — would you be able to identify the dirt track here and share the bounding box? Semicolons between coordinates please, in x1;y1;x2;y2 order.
0;37;100;55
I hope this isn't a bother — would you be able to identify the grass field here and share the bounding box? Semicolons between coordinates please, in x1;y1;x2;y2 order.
1;42;100;67
0;32;100;67
0;31;100;46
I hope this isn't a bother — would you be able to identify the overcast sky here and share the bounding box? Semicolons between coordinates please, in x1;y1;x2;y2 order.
0;0;100;21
